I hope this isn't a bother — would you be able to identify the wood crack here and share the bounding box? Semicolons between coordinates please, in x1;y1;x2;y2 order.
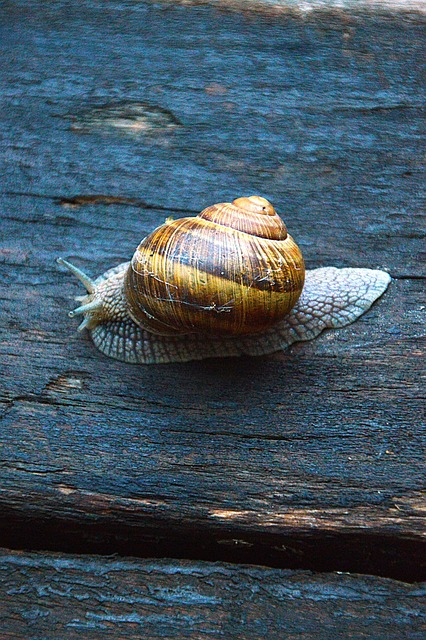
2;190;200;215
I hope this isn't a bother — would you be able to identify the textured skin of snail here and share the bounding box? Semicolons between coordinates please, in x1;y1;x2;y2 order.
57;196;391;365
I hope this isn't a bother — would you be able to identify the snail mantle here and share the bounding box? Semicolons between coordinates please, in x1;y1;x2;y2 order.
58;196;390;364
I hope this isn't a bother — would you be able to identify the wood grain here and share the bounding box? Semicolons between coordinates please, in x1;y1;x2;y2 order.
1;549;425;640
0;0;425;582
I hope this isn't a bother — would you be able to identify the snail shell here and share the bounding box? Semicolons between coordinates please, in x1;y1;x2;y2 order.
58;195;391;364
125;196;305;336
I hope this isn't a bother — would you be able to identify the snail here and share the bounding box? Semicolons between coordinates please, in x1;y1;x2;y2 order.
57;196;390;364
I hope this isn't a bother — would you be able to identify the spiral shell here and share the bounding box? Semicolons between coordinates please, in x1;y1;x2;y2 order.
124;196;305;336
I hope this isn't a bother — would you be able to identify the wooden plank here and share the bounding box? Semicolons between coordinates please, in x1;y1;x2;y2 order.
0;550;425;640
0;0;425;581
1;1;424;282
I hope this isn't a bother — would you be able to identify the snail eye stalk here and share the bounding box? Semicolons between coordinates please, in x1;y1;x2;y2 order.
57;257;96;293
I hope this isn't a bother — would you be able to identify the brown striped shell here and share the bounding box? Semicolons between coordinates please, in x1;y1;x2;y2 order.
124;196;305;336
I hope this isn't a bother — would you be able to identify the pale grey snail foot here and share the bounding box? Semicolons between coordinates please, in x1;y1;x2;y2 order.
90;265;391;365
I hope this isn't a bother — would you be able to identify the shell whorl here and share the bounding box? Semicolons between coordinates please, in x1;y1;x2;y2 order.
124;196;305;337
198;196;288;240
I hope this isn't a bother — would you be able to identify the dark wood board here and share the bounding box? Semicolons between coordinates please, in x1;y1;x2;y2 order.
0;0;425;582
1;549;425;640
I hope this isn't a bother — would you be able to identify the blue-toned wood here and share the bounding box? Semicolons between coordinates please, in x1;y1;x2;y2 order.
0;0;424;591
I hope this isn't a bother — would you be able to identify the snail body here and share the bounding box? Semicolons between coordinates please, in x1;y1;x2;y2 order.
58;196;390;364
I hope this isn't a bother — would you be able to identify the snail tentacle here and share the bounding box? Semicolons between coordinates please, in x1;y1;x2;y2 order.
56;258;96;293
68;298;103;318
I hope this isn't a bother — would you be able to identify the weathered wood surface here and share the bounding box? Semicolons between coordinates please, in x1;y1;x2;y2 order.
1;549;425;640
0;0;425;584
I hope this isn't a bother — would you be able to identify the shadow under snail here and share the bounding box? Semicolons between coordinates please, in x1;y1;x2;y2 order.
58;196;390;364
